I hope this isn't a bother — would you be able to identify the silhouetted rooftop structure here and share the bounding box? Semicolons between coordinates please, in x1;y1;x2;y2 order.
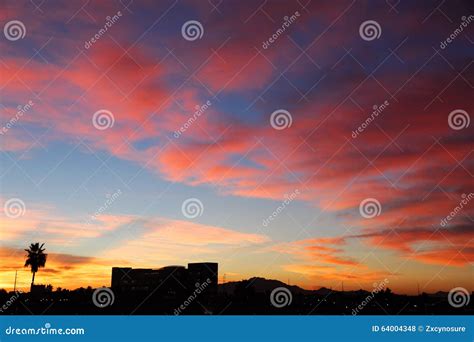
111;262;218;296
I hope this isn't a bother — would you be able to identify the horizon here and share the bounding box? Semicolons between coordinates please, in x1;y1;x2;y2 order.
0;257;471;296
1;0;473;298
0;268;449;296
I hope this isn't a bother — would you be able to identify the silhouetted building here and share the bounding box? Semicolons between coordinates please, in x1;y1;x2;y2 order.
111;262;217;296
188;262;218;293
30;284;53;295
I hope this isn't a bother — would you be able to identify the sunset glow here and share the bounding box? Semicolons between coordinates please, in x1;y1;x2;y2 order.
1;0;472;295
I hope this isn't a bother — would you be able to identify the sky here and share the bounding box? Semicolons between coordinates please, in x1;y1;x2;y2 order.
0;0;473;295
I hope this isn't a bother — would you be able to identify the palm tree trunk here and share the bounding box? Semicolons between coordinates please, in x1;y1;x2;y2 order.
30;272;36;292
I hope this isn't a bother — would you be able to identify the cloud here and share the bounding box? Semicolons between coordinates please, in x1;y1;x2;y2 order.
1;0;473;291
347;224;474;266
0;198;134;244
279;224;473;273
99;217;270;265
270;236;359;268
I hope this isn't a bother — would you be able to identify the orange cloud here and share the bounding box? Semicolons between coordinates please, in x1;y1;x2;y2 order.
349;225;474;266
100;217;270;265
270;236;359;269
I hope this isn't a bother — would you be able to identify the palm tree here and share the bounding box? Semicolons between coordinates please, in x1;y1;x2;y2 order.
24;243;47;291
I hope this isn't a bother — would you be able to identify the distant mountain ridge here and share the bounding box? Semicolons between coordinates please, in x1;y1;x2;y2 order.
218;277;371;296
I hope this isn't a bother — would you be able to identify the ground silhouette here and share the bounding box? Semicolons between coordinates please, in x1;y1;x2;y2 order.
0;277;471;315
